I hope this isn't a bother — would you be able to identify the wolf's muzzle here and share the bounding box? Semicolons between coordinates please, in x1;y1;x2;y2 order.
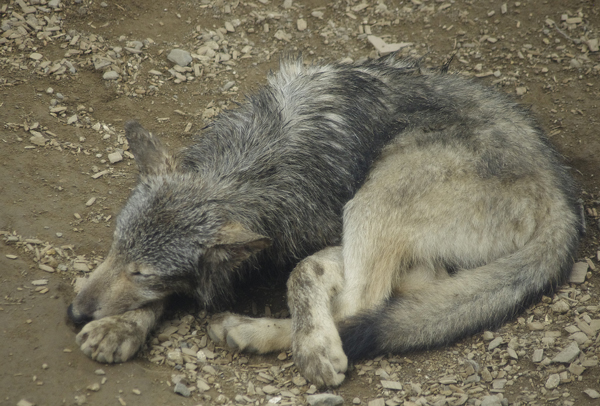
67;303;93;325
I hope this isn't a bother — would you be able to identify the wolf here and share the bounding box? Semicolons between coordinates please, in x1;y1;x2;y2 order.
68;55;582;387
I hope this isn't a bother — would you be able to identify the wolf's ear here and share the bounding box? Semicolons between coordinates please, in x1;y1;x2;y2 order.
125;120;176;176
210;223;272;263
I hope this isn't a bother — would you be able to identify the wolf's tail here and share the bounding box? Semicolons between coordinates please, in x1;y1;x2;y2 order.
339;201;583;361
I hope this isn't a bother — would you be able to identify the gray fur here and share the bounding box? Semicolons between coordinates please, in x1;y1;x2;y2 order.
68;55;582;384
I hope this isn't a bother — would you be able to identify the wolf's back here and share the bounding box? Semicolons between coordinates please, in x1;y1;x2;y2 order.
176;57;417;267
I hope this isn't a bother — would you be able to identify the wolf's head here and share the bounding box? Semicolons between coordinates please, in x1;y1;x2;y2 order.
67;121;271;324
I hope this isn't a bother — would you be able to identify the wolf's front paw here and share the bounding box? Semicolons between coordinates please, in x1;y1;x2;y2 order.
208;312;291;354
293;329;348;387
76;316;145;363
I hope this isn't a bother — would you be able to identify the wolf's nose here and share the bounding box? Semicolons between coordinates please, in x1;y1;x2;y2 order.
67;303;93;325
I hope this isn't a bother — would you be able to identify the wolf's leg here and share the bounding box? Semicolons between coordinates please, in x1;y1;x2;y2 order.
287;246;347;387
76;300;164;363
208;247;347;387
208;313;292;353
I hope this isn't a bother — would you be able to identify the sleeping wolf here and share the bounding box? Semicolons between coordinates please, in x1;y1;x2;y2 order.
68;55;582;387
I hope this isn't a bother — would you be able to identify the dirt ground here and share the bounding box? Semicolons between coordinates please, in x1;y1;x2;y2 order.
1;0;599;405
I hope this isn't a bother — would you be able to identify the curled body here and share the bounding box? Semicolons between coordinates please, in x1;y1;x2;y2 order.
68;55;582;386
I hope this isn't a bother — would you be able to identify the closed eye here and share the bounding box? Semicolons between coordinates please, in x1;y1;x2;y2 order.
128;264;157;278
132;271;154;278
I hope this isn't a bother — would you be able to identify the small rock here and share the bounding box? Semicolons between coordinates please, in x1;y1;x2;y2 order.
202;365;217;375
570;58;582;69
353;398;361;405
297;19;307;31
292;375;307;386
569;262;588;283
174;382;190;397
108;151;123;164
67;114;78;125
367;399;384;406
222;81;236;91
488;336;503;350
367;35;412;56
516;87;527;95
381;380;403;390
262;385;278;394
569;331;589;345
94;369;105;375
568;364;585;376
168;49;193;67
93;57;112;70
197;379;210;392
375;368;390;379
274;30;291;42
73;262;90;272
38;264;54;273
582;359;599;367
587;38;599;52
103;71;120;80
30;134;48;146
480;395;502;406
215;394;229;404
17;400;34;406
31;279;48;286
532;348;544;363
438;376;457;384
167;350;183;364
527;321;545;331
551;300;570;313
225;21;235;32
171;374;185;385
306;394;344;406
507;347;518;360
545;373;560;389
481;368;493;382
482;331;495;341
492;379;507;389
584;389;600;399
552;342;580;363
87;383;100;391
29;53;43;61
465;374;480;383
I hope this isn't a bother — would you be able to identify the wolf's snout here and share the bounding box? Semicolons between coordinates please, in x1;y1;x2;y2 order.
67;303;93;325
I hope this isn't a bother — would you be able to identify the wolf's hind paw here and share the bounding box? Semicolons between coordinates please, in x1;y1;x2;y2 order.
208;312;291;354
293;328;348;387
76;316;145;363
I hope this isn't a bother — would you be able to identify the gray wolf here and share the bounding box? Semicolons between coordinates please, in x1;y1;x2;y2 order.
68;55;582;387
